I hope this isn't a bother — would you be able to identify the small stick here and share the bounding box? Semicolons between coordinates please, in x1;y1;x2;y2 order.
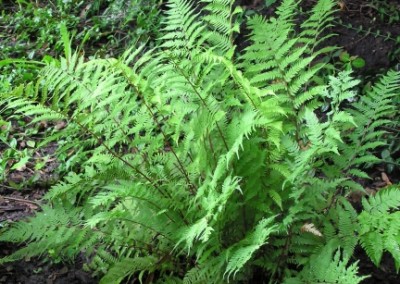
0;195;41;207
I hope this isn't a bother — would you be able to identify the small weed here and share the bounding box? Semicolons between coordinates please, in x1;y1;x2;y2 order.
338;50;366;70
369;0;400;24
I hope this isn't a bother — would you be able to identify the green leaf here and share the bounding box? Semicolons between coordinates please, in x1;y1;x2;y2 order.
11;156;30;171
339;51;350;62
27;140;36;148
265;0;277;7
351;57;365;69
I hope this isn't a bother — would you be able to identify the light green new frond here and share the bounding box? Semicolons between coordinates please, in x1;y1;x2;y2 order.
286;107;346;182
293;85;325;109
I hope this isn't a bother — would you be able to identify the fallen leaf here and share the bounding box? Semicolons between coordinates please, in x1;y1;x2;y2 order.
59;266;69;275
365;187;376;195
27;203;39;210
381;172;392;186
301;223;323;237
39;120;48;130
338;1;347;11
54;121;67;130
348;190;363;203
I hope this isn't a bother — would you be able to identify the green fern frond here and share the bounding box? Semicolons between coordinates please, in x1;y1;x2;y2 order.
224;216;278;280
202;0;242;55
161;0;208;56
358;186;400;270
0;204;96;264
285;246;368;284
99;256;157;284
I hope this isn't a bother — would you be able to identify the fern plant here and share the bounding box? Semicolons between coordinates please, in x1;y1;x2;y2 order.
1;0;400;283
358;186;400;271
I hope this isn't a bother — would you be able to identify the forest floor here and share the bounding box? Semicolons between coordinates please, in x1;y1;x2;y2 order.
1;0;400;283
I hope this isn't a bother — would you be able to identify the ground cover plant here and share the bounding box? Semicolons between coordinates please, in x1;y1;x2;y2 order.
0;0;161;90
1;0;400;283
0;0;163;189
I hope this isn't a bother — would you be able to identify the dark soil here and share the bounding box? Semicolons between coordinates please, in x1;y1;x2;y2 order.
0;186;98;284
242;0;400;74
1;0;400;283
326;0;400;74
0;249;96;284
0;131;98;282
357;249;400;284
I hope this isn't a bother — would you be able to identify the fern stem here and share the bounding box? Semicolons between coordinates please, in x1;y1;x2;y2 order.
270;227;292;283
206;130;217;167
92;226;171;256
116;217;174;243
241;196;248;232
125;196;181;225
216;56;259;109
